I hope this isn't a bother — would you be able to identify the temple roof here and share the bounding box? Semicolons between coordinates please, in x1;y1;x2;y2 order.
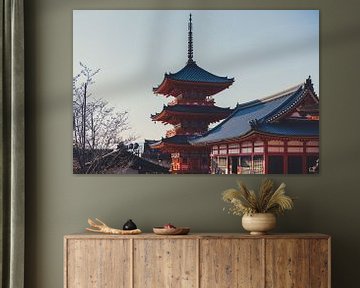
166;61;234;84
191;77;319;145
254;121;319;137
150;135;196;149
151;104;232;124
153;62;234;96
152;104;232;117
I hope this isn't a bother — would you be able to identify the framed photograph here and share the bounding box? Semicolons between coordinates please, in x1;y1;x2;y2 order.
73;10;319;175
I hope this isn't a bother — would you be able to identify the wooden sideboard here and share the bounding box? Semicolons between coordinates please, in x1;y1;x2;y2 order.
64;233;330;288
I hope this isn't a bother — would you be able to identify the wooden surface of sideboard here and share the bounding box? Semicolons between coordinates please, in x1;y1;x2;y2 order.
64;233;330;288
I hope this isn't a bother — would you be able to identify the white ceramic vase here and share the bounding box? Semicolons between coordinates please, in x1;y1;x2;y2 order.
242;213;276;235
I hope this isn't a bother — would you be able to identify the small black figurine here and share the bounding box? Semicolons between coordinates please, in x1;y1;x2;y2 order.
123;219;137;230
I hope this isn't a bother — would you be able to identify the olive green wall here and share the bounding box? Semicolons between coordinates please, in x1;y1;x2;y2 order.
24;0;360;287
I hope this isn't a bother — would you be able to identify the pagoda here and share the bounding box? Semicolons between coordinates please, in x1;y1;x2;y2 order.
151;14;234;174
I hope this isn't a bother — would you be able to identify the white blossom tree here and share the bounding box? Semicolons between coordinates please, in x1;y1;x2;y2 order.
73;63;134;173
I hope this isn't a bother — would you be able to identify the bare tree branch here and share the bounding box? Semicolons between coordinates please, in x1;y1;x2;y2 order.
73;63;133;174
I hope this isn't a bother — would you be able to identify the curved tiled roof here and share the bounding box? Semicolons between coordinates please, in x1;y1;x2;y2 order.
256;121;319;136
191;80;319;145
166;61;234;84
157;104;232;115
151;104;233;123
150;135;196;148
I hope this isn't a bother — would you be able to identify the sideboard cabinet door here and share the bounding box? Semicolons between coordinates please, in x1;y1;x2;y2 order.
265;238;329;288
133;239;198;288
309;239;330;288
200;239;264;288
66;239;131;288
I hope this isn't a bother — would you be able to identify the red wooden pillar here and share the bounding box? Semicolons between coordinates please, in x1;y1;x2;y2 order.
264;140;268;174
302;140;307;174
251;141;255;174
226;144;230;174
283;141;288;174
302;155;306;174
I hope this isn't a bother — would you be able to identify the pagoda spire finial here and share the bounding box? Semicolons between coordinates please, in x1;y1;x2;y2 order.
187;13;194;63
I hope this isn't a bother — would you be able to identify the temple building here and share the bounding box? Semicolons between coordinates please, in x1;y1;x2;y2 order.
191;77;320;174
151;14;234;173
142;139;171;169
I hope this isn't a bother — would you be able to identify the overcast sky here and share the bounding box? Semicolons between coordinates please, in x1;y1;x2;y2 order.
73;10;319;141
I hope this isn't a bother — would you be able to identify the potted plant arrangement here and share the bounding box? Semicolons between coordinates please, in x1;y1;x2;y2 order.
222;179;294;235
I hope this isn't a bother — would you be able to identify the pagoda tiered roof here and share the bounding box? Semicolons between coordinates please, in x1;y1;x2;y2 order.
167;61;234;84
150;135;198;150
191;77;319;145
153;61;234;97
151;104;232;124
